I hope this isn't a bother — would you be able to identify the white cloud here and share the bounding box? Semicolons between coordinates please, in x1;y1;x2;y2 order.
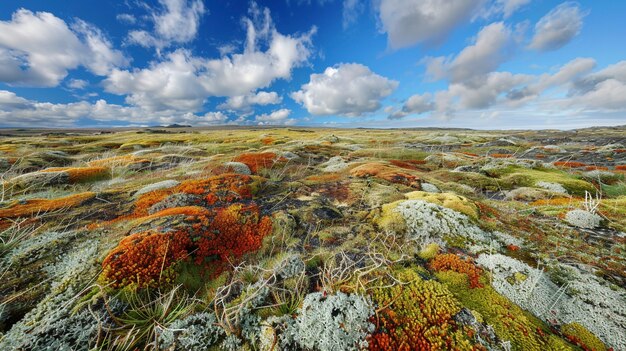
377;0;485;49
106;4;315;112
342;0;365;28
567;60;626;110
127;0;206;50
255;108;295;125
479;0;531;19
218;91;282;111
424;22;516;83
67;79;89;89
0;89;230;127
292;63;398;117
116;13;137;24
529;2;584;51
0;9;128;87
388;93;435;119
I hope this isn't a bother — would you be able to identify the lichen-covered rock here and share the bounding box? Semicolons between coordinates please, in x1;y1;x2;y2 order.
320;156;348;173
134;179;181;197
6;171;69;189
536;181;568;194
157;312;223;351
377;199;487;247
420;182;440;193
564;209;602;229
223;161;252;175
294;292;374;351
404;191;479;219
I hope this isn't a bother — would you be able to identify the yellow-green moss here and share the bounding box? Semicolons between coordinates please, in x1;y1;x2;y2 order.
561;322;607;351
404;191;479;219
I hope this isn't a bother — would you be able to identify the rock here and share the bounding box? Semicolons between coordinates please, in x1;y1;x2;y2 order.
535;181;568;194
504;187;555;201
148;193;203;214
223;162;252;175
7;171;69;189
320;156;348;173
134;180;180;197
420;182;440;193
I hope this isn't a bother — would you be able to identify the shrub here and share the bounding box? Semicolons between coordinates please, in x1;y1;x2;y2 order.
233;152;284;173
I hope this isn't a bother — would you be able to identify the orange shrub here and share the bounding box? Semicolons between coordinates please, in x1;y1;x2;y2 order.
430;254;483;288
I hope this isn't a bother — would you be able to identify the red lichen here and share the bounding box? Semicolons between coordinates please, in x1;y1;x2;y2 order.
430;254;483;289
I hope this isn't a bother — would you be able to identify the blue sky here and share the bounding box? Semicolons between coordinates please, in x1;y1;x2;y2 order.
0;0;624;129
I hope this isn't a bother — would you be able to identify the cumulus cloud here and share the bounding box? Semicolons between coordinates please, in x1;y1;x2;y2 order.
218;91;282;111
67;79;89;90
0;89;230;127
127;0;206;50
377;0;485;49
529;2;584;51
292;63;398;117
105;4;315;112
388;93;435;119
567;60;626;110
424;22;516;83
391;57;626;121
255;108;295;125
0;9;128;87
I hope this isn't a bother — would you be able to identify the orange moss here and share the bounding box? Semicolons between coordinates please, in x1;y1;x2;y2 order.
430;254;483;289
615;165;626;171
535;154;547;159
102;202;272;288
0;192;96;218
101;230;192;288
139;206;211;222
389;159;428;170
41;166;110;183
490;153;514;158
305;173;343;183
554;161;588;168
350;163;421;188
261;137;276;145
233;152;284;173
459;152;479;157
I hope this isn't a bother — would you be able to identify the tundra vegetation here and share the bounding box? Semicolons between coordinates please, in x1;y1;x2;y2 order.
0;126;624;350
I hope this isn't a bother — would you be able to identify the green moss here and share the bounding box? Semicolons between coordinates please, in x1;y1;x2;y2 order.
561;322;607;351
490;166;595;196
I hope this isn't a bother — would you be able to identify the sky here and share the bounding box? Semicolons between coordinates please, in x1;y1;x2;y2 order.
0;0;625;129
